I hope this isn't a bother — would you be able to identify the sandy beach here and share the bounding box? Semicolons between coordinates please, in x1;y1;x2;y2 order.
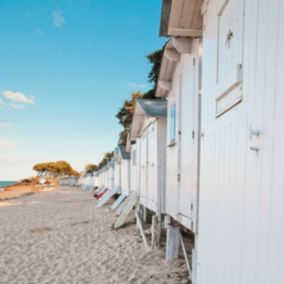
0;187;188;284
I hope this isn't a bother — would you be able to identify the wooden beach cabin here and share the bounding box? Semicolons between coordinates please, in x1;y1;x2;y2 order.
80;173;93;190
105;162;114;191
112;100;167;231
98;167;107;190
196;0;284;283
130;99;167;215
158;0;203;266
113;148;121;193
126;133;141;195
160;0;284;283
95;158;121;208
117;146;131;197
156;38;201;234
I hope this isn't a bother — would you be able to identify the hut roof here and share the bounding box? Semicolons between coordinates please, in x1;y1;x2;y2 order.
119;146;131;160
159;0;203;37
137;99;167;117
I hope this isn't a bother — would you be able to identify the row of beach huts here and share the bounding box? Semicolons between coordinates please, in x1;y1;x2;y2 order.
61;0;284;283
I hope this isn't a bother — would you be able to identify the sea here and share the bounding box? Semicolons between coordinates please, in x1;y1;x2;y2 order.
0;181;17;190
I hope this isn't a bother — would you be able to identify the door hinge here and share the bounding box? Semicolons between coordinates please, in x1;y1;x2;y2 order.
192;131;195;139
193;57;196;66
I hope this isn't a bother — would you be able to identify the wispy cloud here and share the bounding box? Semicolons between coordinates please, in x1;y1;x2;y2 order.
2;90;34;104
128;82;148;89
0;138;15;148
52;10;65;28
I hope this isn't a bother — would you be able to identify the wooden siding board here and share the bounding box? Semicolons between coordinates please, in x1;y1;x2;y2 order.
197;0;284;283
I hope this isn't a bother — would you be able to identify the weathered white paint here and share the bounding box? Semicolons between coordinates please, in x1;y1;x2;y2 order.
164;39;201;232
166;224;180;262
139;116;167;214
126;130;143;195
195;0;284;283
98;168;107;190
114;162;121;191
117;147;131;196
160;0;203;37
120;159;130;196
59;176;78;187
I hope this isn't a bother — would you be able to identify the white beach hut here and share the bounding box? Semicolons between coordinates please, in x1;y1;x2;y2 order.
104;163;111;190
93;172;99;189
156;37;201;234
80;173;93;190
130;99;167;215
160;0;284;283
109;147;130;211
113;148;121;193
98;168;106;190
117;146;131;197
126;134;141;195
197;0;284;283
95;158;120;208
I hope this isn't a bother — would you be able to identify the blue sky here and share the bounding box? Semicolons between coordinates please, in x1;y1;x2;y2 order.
0;0;166;180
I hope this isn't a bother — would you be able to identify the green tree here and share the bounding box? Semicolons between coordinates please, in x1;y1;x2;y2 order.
116;92;143;129
143;48;164;99
118;129;128;146
97;151;114;170
114;47;164;146
85;164;98;174
33;161;79;177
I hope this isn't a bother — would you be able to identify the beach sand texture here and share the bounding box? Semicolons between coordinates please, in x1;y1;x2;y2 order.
0;187;188;284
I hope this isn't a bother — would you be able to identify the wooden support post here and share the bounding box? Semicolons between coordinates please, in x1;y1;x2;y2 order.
136;205;143;233
135;210;149;249
151;215;162;250
142;206;148;223
191;248;197;284
180;234;192;280
166;223;180;262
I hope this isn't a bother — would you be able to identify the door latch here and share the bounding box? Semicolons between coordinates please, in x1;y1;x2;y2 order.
249;126;261;140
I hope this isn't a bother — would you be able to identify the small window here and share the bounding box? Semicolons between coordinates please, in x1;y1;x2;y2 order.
169;104;176;144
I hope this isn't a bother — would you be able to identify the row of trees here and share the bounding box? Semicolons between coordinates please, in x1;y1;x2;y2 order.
84;48;164;174
33;161;80;177
116;48;163;145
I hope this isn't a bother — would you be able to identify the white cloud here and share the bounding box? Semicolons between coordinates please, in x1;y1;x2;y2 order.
128;82;148;89
0;138;15;148
0;122;12;128
52;10;65;28
2;90;34;104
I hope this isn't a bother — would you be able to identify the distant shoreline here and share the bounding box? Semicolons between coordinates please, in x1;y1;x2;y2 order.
0;182;57;202
0;181;17;190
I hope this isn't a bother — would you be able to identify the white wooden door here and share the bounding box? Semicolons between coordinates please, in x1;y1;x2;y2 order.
147;123;158;212
240;0;284;282
140;132;148;206
131;146;137;192
196;0;247;282
178;49;199;231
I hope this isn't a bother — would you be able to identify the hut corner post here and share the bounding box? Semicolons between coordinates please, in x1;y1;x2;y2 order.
165;216;180;262
151;214;162;250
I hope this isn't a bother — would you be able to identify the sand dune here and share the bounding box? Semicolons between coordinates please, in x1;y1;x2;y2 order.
0;187;188;284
